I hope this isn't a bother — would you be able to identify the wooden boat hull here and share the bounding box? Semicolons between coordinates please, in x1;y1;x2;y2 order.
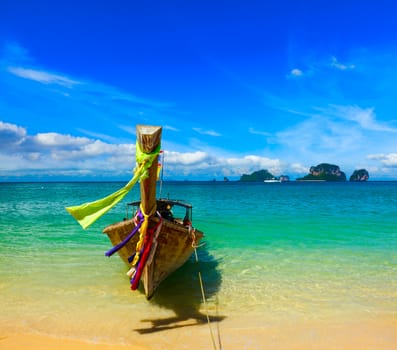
103;217;204;298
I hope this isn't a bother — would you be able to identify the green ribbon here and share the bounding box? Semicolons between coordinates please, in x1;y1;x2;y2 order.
65;142;160;229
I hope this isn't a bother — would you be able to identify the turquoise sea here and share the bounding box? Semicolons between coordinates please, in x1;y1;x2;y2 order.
1;181;396;348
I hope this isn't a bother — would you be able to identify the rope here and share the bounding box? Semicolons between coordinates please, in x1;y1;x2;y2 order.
130;215;163;290
191;229;221;350
146;212;163;266
104;210;144;257
130;203;157;266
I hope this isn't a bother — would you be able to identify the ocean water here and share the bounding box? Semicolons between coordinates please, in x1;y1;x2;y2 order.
1;181;396;345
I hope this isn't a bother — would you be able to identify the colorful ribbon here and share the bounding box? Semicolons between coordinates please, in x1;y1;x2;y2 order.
65;142;160;229
104;210;144;257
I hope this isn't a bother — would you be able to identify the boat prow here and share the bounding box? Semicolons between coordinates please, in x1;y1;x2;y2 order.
103;200;204;298
102;126;204;298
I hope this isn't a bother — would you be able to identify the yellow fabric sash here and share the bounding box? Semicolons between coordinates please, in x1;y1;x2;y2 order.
65;142;160;229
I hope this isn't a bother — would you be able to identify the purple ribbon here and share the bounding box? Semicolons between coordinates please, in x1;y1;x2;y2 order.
105;210;144;257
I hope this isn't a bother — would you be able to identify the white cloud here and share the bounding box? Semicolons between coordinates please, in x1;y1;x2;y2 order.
165;150;209;165
161;149;285;178
0;120;27;145
277;104;397;157
274;115;361;154
52;142;134;162
248;127;271;136
2;119;397;180
2;44;174;149
7;66;81;88
288;163;308;174
264;103;397;177
33;132;90;147
331;105;397;132
0;120;285;179
290;68;303;77
330;56;355;70
164;125;180;132
193;127;221;137
225;155;283;175
0;121;135;175
367;153;397;167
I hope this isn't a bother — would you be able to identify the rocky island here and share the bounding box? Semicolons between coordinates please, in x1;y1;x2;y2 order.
239;165;369;182
297;163;347;181
349;169;369;182
240;169;289;182
240;169;275;182
297;163;370;182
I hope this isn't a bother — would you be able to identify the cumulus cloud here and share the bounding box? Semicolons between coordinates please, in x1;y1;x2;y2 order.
165;150;209;165
367;153;397;167
225;155;283;176
0;121;27;149
0;121;135;177
2;116;396;180
288;163;309;174
160;149;285;179
34;133;89;147
290;68;303;77
51;140;130;161
0;120;287;180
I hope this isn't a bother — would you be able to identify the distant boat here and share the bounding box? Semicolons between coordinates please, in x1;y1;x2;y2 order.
264;178;281;183
103;125;204;299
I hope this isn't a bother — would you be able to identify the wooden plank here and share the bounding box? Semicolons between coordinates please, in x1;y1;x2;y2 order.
136;125;162;217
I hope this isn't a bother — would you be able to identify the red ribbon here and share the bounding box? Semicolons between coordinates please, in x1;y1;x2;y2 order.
130;218;162;290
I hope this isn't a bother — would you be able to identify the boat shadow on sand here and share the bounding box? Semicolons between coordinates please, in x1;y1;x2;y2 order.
134;244;225;334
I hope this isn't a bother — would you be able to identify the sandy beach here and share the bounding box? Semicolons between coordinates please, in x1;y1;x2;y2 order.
2;316;397;350
1;182;396;350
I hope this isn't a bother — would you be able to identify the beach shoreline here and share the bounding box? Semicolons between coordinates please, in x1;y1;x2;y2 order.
2;182;396;350
2;316;397;350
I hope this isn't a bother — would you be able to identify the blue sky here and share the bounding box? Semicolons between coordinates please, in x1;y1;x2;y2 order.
1;0;397;181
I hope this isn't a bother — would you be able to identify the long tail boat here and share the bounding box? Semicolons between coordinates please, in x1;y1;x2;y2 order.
102;125;203;299
66;125;203;299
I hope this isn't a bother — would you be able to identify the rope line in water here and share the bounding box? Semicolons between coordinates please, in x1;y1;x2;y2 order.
191;229;222;350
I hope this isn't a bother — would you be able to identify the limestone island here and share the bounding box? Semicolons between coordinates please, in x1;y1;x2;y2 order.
240;169;290;182
239;165;369;182
349;169;369;182
297;163;346;181
297;163;369;182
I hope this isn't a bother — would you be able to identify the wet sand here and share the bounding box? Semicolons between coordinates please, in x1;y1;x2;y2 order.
2;317;396;350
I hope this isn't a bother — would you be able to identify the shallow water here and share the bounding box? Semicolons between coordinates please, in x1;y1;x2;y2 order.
1;181;396;345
